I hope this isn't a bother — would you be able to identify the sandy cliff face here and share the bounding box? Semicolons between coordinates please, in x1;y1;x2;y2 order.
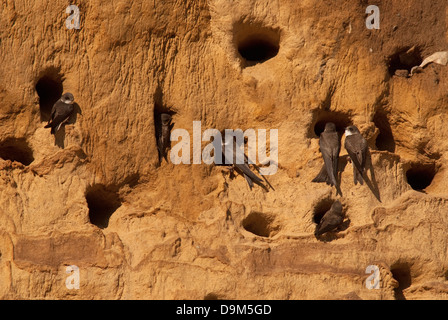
0;0;448;299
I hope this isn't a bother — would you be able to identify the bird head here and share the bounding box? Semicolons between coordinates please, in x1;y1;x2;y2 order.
345;125;360;136
324;122;337;132
61;92;75;104
161;113;172;126
331;200;343;214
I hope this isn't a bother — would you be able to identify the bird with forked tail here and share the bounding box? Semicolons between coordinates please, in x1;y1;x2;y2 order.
312;122;342;195
344;125;368;185
221;133;271;191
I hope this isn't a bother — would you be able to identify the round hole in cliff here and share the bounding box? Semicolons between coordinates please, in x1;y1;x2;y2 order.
238;36;279;63
35;72;63;122
0;138;34;165
388;46;423;76
391;263;412;300
86;184;122;229
234;22;280;66
405;163;436;191
311;110;352;137
242;211;280;237
373;109;395;152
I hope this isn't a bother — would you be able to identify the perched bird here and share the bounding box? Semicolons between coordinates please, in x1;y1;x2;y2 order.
156;113;173;163
44;92;75;134
312;122;341;194
344;125;368;185
221;134;268;191
315;200;344;237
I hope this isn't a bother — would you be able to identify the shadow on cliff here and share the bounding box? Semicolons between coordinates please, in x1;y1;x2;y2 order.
54;102;82;149
339;151;381;202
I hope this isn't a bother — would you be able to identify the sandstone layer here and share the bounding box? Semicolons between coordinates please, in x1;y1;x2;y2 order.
0;0;448;299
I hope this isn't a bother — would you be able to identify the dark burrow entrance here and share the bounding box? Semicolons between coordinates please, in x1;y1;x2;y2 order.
0;137;34;165
373;109;395;152
86;184;122;229
35;71;63;122
311;110;352;137
388;46;423;76
242;211;280;238
238;36;279;63
234;22;280;66
390;263;412;300
405;162;436;191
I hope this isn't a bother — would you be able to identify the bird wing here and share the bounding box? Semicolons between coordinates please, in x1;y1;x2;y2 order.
319;132;340;186
48;101;59;122
159;126;171;161
345;135;367;175
161;126;170;148
242;173;254;190
316;210;343;236
51;103;74;125
312;163;332;184
235;163;264;184
222;139;266;190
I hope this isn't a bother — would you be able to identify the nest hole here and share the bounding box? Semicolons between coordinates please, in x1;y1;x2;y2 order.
234;22;280;66
405;163;436;191
0;138;34;165
35;71;63;122
373;110;395;152
388;47;423;76
391;263;412;300
153;86;176;127
86;184;121;229
204;293;220;300
311;110;352;137
242;211;280;238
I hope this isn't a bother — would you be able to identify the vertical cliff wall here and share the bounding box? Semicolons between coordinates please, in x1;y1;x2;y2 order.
0;0;448;299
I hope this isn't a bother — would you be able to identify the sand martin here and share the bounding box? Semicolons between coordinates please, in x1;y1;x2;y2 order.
344;125;368;185
221;134;268;191
156;113;173;163
44;92;75;134
315;200;344;237
312;122;341;194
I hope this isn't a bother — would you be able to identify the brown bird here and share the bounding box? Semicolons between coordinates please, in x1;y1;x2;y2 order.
344;125;368;185
44;92;75;134
315;200;344;237
221;133;268;191
312;122;341;194
156;113;173;163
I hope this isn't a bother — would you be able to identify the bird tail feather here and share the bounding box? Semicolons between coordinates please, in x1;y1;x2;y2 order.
243;173;254;190
312;164;332;185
